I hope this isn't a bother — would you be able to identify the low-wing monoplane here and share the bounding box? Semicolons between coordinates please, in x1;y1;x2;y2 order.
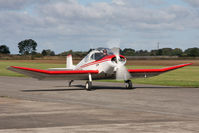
8;47;192;90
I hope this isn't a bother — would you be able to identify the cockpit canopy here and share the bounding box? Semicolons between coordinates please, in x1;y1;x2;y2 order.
90;48;114;61
96;48;114;55
77;47;126;68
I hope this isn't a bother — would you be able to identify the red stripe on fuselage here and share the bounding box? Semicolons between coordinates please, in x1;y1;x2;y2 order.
79;55;126;69
79;55;115;68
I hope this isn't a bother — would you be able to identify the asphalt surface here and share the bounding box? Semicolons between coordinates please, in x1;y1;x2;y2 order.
0;76;199;133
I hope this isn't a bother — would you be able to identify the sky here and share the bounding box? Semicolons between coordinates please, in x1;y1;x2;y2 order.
0;0;199;54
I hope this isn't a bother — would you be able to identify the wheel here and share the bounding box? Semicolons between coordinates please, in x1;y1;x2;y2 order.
85;81;92;91
68;80;74;87
125;80;133;89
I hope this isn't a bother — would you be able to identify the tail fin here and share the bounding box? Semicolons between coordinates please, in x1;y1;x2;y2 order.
66;54;75;69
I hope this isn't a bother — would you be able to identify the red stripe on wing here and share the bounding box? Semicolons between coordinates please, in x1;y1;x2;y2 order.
128;63;192;73
10;66;99;74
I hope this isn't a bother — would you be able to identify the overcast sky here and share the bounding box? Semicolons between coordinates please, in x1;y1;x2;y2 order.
0;0;199;54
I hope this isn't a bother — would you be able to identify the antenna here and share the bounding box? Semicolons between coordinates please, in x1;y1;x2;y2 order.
157;42;160;50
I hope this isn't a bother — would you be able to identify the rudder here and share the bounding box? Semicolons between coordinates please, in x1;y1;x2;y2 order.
67;54;75;69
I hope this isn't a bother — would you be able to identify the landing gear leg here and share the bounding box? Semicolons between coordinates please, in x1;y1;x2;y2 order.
85;74;93;91
85;81;92;91
68;80;74;87
124;80;133;89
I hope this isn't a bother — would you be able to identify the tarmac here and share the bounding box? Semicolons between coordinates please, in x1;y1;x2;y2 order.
0;76;199;133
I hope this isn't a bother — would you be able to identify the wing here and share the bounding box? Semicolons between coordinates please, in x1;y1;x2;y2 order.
7;66;99;80
128;63;192;79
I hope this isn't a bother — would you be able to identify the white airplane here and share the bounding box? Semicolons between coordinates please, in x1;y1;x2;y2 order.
8;47;192;91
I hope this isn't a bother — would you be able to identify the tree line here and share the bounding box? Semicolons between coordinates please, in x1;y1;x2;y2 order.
1;39;199;57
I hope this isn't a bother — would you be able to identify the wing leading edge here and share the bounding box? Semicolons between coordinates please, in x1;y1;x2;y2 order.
7;66;99;80
7;63;192;80
128;63;192;78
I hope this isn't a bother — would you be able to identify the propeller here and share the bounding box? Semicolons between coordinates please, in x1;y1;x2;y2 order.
111;47;131;81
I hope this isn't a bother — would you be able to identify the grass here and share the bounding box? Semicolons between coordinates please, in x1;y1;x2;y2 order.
0;60;198;87
128;66;199;88
99;65;199;88
0;61;65;77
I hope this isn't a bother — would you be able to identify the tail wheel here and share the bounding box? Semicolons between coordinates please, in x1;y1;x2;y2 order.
85;81;92;91
125;80;133;89
68;80;74;87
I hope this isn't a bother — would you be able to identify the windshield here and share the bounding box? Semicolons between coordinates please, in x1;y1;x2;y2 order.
91;48;113;60
96;48;113;55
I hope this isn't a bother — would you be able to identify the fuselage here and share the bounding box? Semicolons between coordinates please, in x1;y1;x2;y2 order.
48;48;127;80
75;48;126;79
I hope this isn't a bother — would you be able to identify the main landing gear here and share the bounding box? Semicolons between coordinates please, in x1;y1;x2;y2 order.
85;73;93;91
85;81;92;91
68;75;134;91
124;80;133;89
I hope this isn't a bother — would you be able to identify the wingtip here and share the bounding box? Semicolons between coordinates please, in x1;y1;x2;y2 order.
185;63;193;66
7;66;17;71
7;66;13;69
7;66;16;69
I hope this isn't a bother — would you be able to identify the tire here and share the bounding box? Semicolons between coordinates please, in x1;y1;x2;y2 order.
68;80;73;87
125;80;133;89
85;81;92;91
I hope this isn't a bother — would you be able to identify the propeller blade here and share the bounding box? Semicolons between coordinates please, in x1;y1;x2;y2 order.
111;47;120;56
111;47;120;63
111;47;131;80
116;65;131;80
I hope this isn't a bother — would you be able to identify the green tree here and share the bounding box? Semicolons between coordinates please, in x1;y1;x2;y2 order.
172;48;183;56
162;48;173;56
41;50;47;56
0;45;10;54
59;50;73;56
18;39;37;55
150;49;163;56
122;48;135;56
184;47;199;57
41;49;55;56
135;50;149;56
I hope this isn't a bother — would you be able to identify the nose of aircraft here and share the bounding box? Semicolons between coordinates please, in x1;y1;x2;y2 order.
111;55;126;65
111;48;131;80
